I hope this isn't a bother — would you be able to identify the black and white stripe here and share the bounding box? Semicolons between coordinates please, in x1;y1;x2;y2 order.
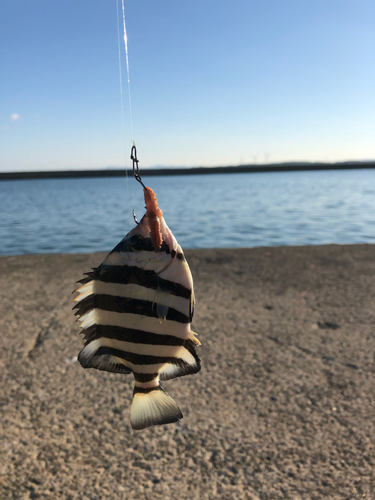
74;294;191;323
74;229;200;429
74;252;200;379
88;264;192;299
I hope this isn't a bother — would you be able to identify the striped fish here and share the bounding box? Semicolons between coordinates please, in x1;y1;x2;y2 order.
73;186;201;430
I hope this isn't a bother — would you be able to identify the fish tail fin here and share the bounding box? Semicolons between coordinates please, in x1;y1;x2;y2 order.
130;384;182;430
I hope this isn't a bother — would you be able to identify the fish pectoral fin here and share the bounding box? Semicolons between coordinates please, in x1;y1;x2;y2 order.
153;280;172;320
130;385;182;430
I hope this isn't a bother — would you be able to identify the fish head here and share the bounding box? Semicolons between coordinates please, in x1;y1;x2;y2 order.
103;186;178;274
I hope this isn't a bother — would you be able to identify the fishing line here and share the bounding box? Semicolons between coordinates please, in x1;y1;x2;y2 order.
120;0;135;143
116;0;128;186
116;0;134;209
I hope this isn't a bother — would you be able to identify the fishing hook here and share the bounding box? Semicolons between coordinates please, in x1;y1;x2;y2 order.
131;144;147;190
132;209;139;224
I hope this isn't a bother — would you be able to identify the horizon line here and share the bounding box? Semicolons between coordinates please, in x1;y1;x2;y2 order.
1;160;375;181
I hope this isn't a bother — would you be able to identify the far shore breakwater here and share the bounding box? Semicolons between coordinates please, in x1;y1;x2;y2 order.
1;161;375;180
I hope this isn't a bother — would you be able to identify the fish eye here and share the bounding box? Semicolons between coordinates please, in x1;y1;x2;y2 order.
128;235;145;251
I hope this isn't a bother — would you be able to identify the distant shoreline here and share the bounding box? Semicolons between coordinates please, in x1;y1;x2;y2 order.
1;161;374;180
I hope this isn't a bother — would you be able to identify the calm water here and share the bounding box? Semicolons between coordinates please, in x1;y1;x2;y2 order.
1;169;375;256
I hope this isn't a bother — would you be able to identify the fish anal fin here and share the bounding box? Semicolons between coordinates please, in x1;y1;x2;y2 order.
189;330;201;346
159;345;201;381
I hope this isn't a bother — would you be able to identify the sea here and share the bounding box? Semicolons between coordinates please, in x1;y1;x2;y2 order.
1;169;375;256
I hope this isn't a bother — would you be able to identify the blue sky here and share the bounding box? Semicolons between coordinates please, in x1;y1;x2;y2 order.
1;0;374;171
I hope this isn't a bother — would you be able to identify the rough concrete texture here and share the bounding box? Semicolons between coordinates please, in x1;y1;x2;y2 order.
1;245;374;499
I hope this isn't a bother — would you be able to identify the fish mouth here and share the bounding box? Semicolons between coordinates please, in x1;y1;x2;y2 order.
126;208;176;256
139;215;176;255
